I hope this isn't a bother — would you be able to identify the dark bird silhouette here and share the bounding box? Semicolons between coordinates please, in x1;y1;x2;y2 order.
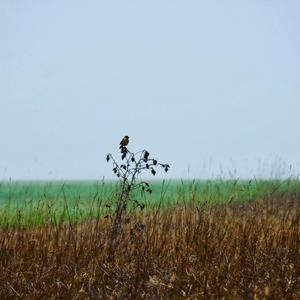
119;136;129;148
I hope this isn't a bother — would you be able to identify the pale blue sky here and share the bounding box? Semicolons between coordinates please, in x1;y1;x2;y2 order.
1;1;299;180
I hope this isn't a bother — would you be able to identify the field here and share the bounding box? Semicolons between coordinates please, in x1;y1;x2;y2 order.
0;179;299;226
0;180;300;298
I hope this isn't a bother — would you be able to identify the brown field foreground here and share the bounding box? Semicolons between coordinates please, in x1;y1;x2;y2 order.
0;196;300;299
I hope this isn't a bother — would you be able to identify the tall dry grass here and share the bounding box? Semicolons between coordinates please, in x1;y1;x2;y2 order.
0;195;300;299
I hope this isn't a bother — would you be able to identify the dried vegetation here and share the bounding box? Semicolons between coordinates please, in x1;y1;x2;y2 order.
0;195;300;299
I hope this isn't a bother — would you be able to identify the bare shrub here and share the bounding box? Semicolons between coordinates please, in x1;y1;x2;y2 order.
106;136;170;258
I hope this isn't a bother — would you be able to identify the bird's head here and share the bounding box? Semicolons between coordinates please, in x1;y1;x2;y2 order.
125;136;129;139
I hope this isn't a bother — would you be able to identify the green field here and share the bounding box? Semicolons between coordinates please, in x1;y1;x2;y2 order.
0;179;299;227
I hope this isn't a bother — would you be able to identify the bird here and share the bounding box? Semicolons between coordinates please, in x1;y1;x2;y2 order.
119;136;129;148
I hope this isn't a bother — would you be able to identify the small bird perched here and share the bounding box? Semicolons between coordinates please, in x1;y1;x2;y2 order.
119;135;129;148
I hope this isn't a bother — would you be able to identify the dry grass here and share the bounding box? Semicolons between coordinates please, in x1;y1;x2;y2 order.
0;195;300;299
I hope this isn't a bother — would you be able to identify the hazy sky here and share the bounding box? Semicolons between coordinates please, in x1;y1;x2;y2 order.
1;1;299;180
